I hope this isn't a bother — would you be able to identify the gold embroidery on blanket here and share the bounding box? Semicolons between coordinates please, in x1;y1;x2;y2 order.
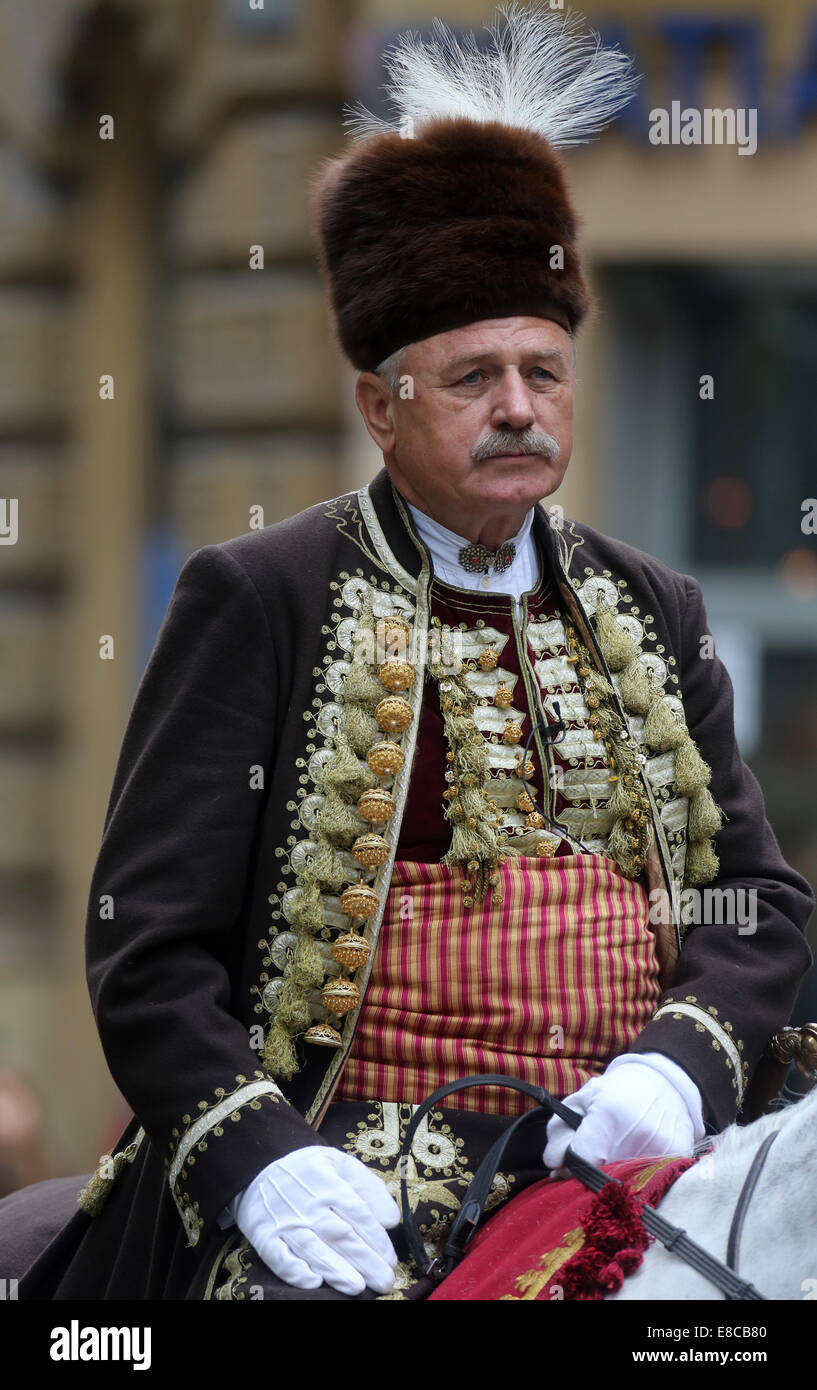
499;1226;587;1300
629;1155;679;1193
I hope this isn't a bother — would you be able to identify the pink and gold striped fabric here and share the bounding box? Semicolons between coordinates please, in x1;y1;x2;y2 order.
334;854;663;1115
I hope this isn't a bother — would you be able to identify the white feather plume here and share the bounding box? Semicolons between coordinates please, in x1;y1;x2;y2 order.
343;2;640;147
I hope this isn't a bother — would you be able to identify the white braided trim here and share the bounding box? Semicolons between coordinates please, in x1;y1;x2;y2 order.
651;1003;744;1103
169;1080;283;1194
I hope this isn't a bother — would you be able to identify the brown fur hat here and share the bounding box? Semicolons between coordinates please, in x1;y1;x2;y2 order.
309;116;592;372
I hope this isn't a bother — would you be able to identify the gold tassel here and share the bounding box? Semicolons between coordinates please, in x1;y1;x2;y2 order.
263;593;407;1081
77;1166;116;1217
688;785;724;841
287;878;324;933
314;788;365;847
684;838;720;887
342;662;387;707
456;741;486;775
643;697;687;751
606;820;640;877
593;598;639;671
607;773;636;819
587;597;725;894
342;704;381;756
673;737;711;797
263;1020;299;1080
77;1136;143;1217
308;839;347;893
289;933;326;990
433;660;519;902
276;978;313;1032
618;659;654;715
321;730;377;799
459;785;486;818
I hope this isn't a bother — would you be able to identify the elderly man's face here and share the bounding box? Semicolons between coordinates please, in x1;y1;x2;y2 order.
355;317;574;546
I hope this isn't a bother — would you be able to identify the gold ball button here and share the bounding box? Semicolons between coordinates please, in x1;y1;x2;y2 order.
375;696;413;733
304;1022;343;1048
351;833;390;867
375;616;411;653
377;659;416;693
340;883;380;919
331;932;372;969
365;740;405;776
357;787;396;823
320;977;361;1017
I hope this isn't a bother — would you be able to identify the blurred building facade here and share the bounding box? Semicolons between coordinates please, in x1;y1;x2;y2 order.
0;0;814;1174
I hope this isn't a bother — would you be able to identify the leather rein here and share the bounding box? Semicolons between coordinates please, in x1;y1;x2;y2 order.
399;1075;780;1301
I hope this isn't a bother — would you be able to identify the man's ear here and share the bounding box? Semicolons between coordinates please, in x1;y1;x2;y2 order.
355;373;396;453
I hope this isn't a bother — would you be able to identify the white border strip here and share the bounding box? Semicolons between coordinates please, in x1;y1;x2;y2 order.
169;1080;283;1193
358;484;419;595
651;1003;744;1103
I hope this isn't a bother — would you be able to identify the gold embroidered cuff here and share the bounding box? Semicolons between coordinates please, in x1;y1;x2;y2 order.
168;1075;284;1247
650;996;747;1105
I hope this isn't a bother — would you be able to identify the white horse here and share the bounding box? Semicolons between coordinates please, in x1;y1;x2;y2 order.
610;1083;817;1300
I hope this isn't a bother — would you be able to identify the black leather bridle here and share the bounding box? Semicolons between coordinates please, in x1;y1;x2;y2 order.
399;1075;780;1301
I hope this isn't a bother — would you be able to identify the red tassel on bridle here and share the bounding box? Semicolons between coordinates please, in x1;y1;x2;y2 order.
559;1181;651;1300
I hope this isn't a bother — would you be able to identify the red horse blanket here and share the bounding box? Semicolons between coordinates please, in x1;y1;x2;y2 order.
429;1153;697;1301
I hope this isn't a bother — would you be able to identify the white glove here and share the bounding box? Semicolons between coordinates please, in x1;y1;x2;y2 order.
542;1052;706;1179
229;1145;401;1295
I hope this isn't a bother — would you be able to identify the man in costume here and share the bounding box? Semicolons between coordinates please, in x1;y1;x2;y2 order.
8;4;814;1301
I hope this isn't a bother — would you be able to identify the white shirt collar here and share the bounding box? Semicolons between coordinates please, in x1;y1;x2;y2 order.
404;499;541;607
405;502;534;566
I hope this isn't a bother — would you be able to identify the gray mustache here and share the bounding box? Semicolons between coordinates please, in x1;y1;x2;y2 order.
471;429;560;462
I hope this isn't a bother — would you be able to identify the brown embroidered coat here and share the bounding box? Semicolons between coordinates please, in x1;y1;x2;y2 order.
16;466;814;1297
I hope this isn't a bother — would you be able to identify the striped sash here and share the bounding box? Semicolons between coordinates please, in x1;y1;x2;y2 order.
335;854;662;1115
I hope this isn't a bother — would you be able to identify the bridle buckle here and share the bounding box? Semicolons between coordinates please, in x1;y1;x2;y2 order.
424;1255;449;1284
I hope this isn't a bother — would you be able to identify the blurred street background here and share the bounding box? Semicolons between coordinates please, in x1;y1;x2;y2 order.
0;0;815;1186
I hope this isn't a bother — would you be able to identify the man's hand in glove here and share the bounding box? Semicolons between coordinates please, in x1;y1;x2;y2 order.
229;1145;401;1295
542;1052;706;1179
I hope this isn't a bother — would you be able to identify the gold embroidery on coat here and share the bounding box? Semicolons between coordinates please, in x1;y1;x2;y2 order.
167;1071;281;1247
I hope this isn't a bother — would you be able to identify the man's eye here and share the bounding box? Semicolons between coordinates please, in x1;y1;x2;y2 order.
459;370;484;384
531;368;554;380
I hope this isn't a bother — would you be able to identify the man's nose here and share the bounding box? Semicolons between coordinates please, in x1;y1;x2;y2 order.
490;369;536;431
